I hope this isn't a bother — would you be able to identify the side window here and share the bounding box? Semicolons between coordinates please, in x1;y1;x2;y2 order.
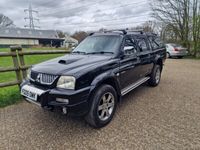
149;36;164;50
123;38;137;55
137;38;148;52
155;38;164;48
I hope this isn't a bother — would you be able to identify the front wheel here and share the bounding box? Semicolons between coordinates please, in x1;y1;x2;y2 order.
148;65;161;87
85;84;117;128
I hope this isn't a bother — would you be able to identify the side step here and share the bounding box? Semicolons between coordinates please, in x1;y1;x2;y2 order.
121;77;150;96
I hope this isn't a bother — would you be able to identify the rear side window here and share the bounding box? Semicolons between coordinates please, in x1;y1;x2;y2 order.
137;38;148;52
149;36;164;50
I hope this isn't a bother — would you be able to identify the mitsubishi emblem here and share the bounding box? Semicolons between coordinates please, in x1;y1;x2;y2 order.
36;74;42;82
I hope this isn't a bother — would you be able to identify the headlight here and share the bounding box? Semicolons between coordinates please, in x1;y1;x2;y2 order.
27;68;31;79
57;76;76;90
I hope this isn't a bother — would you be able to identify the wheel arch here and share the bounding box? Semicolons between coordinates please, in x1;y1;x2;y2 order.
89;74;121;103
167;52;170;58
154;56;163;72
156;59;163;71
100;78;121;100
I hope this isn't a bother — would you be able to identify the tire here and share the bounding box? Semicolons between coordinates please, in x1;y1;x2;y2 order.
166;52;170;58
148;65;161;87
85;84;117;128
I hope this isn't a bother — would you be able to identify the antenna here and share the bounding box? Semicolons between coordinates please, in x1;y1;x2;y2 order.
24;1;40;29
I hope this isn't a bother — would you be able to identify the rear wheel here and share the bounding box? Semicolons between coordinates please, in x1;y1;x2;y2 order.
85;84;117;128
166;52;170;58
148;65;161;87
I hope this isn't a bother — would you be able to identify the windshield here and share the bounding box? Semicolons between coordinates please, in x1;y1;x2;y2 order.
72;35;122;54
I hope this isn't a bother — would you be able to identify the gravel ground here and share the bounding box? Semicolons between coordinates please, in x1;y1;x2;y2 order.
0;59;200;150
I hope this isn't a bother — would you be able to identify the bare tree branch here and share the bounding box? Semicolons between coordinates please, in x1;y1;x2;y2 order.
0;14;15;28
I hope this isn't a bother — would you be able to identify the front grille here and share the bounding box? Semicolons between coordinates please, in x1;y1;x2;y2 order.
40;74;58;85
30;71;58;85
30;71;38;80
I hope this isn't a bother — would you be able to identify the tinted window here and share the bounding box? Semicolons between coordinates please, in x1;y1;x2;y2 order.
73;35;122;54
149;36;164;50
155;38;164;48
137;38;148;52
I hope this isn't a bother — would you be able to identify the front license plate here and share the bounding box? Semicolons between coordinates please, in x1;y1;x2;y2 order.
21;85;45;101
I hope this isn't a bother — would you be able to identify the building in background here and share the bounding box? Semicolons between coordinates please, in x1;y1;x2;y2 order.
0;28;64;48
64;36;78;48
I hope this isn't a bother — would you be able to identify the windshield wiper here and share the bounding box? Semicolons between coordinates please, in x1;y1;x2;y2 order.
87;51;114;55
72;51;86;54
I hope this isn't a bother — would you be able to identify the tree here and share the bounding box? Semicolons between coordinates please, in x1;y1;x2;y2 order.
71;31;88;43
136;21;158;33
151;0;200;57
56;30;66;38
192;0;200;57
151;0;190;47
0;14;15;28
129;21;162;35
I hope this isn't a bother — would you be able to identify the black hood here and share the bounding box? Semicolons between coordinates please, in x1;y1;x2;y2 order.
31;54;113;75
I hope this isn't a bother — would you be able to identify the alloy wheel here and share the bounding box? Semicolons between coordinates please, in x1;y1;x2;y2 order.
155;68;161;84
98;92;115;121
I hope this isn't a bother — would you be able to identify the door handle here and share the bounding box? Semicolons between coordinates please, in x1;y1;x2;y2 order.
127;65;135;69
121;71;126;74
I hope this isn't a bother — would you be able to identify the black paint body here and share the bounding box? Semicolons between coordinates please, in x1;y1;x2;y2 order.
21;32;166;116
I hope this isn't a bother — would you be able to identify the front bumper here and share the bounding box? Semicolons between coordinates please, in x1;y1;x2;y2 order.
20;81;91;116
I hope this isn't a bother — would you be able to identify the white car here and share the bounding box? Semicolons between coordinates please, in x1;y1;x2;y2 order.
166;43;188;58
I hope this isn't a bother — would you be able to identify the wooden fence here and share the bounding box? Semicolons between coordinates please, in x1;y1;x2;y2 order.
0;46;70;88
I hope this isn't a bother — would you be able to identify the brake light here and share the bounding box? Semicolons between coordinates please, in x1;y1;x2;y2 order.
174;48;179;51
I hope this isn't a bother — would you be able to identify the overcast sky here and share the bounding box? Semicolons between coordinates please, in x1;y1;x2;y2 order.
0;0;152;33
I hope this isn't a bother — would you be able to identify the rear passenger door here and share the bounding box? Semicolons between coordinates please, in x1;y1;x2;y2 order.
148;36;166;61
135;36;153;77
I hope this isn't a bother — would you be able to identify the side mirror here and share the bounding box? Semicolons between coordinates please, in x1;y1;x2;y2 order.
124;46;133;51
123;46;136;55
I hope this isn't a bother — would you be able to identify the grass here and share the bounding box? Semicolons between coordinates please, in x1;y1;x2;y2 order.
0;86;22;107
0;47;69;108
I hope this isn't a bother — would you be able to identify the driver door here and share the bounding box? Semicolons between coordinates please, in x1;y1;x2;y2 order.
119;37;141;90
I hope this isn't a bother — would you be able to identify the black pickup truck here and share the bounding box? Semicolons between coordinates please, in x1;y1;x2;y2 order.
20;30;166;128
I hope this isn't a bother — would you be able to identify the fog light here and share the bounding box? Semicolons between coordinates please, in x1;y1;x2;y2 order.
56;98;69;104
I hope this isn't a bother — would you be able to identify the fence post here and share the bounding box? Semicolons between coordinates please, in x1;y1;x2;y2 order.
17;47;27;79
10;46;22;87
